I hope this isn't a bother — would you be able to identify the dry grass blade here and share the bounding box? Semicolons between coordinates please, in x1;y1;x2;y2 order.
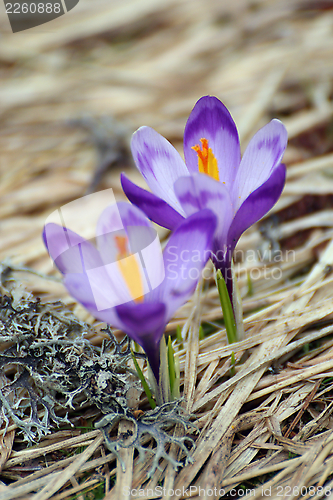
4;430;101;469
0;432;15;474
104;421;134;500
31;433;104;500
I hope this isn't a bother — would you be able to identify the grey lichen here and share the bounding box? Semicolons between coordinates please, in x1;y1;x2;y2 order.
96;400;196;475
0;285;195;476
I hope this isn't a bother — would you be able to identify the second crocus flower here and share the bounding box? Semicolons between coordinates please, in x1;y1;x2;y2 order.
43;202;216;387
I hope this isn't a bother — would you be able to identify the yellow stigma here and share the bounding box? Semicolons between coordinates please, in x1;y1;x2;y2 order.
115;236;144;303
192;138;219;181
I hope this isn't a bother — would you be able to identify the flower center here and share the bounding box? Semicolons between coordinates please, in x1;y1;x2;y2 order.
115;235;144;303
192;138;219;181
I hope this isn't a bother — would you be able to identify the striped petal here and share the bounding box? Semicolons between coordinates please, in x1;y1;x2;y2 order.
116;302;166;380
130;126;189;212
233;119;288;210
121;173;185;230
158;210;217;319
96;202;164;301
184;96;241;188
228;162;286;253
43;223;103;275
174;173;233;255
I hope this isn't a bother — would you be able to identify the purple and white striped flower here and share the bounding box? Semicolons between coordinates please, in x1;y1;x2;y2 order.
121;95;288;294
43;202;216;380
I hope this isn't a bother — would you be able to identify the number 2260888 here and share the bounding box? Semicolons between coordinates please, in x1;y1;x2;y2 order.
5;3;61;14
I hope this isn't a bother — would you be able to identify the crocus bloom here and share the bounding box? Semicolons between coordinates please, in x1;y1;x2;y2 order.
43;202;216;380
121;95;288;295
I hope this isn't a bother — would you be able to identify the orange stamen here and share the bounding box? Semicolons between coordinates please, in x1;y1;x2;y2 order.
115;235;144;303
115;235;129;258
191;138;219;181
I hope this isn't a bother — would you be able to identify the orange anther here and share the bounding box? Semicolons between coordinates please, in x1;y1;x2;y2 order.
114;234;144;303
115;235;128;258
191;138;219;181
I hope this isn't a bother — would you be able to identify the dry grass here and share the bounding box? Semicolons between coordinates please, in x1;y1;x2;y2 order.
1;0;333;498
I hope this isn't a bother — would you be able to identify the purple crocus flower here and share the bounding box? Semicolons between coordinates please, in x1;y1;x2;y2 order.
121;95;288;296
43;202;216;380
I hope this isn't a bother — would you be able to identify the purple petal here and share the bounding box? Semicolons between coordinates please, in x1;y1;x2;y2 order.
116;302;166;345
96;201;151;265
97;201;165;297
184;96;241;187
114;202;165;291
101;201;151;233
65;273;165;380
91;260;149;307
116;302;167;379
63;272;122;326
43;222;130;307
140;233;165;292
233;119;288;210
43;223;103;275
174;173;233;253
121;173;185;230
228;163;286;253
158;210;217;319
130;126;189;212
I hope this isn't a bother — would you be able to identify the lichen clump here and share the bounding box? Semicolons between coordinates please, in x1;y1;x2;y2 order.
0;289;194;475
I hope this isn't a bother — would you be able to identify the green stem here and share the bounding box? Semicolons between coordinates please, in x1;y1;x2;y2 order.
131;349;156;409
158;335;171;404
133;335;180;407
232;260;245;341
216;269;237;344
167;336;180;400
176;325;183;350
